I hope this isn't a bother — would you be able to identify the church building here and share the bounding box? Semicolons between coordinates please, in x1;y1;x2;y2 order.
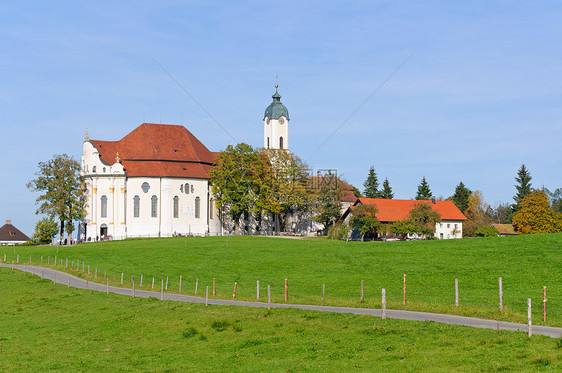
81;86;292;240
81;123;222;240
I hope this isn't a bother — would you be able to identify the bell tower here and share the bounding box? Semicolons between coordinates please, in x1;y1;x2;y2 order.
263;84;290;150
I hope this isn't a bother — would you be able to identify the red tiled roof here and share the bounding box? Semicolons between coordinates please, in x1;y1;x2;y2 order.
90;123;216;178
355;198;467;222
340;190;357;203
492;224;518;235
0;221;30;242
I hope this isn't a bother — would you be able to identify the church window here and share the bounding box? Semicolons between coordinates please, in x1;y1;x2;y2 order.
191;185;194;193
267;137;270;148
151;195;158;218
185;183;189;194
180;184;183;193
195;197;200;219
101;195;108;218
92;166;97;173
279;136;284;149
173;196;179;218
141;182;150;193
209;199;214;219
133;195;140;217
103;167;106;173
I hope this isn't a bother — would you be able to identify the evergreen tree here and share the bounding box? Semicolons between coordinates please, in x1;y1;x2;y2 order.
363;166;380;198
451;181;471;213
513;164;532;212
380;178;394;199
415;176;432;200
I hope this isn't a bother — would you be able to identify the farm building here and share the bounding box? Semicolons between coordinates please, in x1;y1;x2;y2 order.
340;198;467;239
0;220;30;245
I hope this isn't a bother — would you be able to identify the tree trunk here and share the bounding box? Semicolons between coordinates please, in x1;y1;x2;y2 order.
60;220;64;245
361;233;365;242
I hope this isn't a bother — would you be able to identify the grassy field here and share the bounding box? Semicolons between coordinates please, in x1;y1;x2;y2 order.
5;233;562;326
1;269;561;372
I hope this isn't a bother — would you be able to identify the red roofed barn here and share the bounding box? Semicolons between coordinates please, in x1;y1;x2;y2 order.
340;198;467;239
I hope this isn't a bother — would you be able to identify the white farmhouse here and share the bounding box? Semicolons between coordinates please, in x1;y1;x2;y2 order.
81;123;221;240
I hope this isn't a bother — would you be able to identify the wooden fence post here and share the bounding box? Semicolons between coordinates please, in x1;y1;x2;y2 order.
95;268;98;279
121;272;124;285
152;277;155;289
132;280;135;298
29;255;32;264
205;286;209;306
382;288;386;320
131;275;134;286
361;280;364;303
527;298;533;337
499;277;503;312
455;278;459;307
268;285;271;310
88;265;90;276
41;256;43;263
160;279;164;301
179;276;182;292
284;278;288;301
543;286;547;322
322;284;325;303
140;274;143;287
213;278;216;296
195;279;198;294
66;258;68;268
403;274;406;306
165;276;168;291
106;278;109;294
233;282;237;298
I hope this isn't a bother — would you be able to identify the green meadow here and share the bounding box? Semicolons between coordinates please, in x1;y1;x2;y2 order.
1;269;561;372
6;233;562;326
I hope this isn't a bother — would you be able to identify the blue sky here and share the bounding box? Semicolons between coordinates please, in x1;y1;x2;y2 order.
1;1;561;236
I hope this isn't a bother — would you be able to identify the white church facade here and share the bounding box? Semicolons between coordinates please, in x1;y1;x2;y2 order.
81;122;222;240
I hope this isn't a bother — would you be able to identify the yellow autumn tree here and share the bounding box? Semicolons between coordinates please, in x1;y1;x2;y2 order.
512;190;562;234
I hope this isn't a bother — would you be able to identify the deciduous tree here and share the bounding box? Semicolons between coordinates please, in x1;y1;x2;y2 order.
512;190;562;234
27;154;85;245
408;202;441;238
463;190;492;237
210;143;265;234
32;217;59;244
350;204;381;241
314;171;342;232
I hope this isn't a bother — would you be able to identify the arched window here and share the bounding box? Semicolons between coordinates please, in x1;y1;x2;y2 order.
209;199;214;219
267;137;270;148
92;166;97;173
141;182;150;193
151;195;158;218
185;183;189;194
133;195;140;218
195;197;201;219
279;136;284;149
100;195;108;218
173;196;179;218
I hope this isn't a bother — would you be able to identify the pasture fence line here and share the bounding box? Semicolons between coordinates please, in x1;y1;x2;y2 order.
4;253;561;326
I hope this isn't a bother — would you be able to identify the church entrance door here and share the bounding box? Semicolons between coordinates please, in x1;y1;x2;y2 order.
100;224;108;239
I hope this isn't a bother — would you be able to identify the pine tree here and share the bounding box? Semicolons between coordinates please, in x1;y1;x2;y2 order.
381;178;394;199
452;181;471;213
513;164;532;212
363;166;380;198
415;176;432;200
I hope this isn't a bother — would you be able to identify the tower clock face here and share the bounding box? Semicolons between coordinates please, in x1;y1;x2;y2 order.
279;117;285;124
